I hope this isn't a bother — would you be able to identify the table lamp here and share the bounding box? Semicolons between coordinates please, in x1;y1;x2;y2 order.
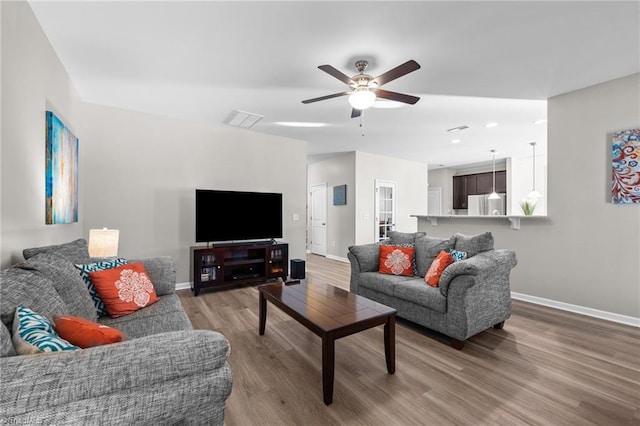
88;228;119;257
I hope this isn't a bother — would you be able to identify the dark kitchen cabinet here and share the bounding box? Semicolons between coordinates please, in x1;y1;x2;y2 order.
452;171;506;210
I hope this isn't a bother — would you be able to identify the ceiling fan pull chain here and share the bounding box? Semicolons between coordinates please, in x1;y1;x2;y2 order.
360;112;365;136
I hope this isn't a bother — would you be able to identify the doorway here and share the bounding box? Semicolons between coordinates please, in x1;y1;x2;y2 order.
375;179;396;241
309;183;327;255
427;188;442;215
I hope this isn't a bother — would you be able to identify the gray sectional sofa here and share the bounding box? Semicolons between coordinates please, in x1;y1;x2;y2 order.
348;231;517;349
0;239;233;425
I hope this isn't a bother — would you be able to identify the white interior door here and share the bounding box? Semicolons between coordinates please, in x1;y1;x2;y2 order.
309;183;327;255
375;180;396;241
427;188;442;215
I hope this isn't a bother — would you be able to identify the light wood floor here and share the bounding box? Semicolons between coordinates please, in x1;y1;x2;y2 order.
177;254;640;426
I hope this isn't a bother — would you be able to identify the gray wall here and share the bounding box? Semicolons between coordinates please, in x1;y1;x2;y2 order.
354;151;428;244
307;153;356;260
1;2;308;284
418;73;640;319
1;1;84;267
81;103;308;283
307;151;428;259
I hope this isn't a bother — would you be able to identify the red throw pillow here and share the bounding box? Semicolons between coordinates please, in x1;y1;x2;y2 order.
425;250;454;287
54;315;125;348
88;262;159;318
379;245;415;276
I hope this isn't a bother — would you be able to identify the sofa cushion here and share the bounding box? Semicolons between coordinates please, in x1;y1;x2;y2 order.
0;267;68;331
75;258;128;316
378;245;414;276
23;238;91;264
414;235;456;277
20;252;98;321
129;256;177;296
425;250;454;287
12;307;79;355
98;294;193;339
393;279;447;314
357;271;413;298
454;232;494;258
89;263;159;318
1;321;16;357
388;231;426;245
54;315;126;348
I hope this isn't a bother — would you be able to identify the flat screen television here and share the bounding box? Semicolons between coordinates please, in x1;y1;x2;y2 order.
195;189;283;243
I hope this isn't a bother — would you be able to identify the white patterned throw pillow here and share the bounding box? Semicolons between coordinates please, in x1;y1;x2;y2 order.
12;306;79;355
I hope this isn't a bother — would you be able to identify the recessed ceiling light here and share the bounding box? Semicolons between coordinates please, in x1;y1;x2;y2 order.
450;139;461;144
485;122;498;128
533;119;548;124
446;125;469;133
273;121;328;128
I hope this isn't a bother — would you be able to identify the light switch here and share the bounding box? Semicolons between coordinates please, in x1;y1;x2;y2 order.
292;213;300;221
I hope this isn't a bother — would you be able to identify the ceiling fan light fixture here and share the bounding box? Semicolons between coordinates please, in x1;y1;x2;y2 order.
348;87;376;110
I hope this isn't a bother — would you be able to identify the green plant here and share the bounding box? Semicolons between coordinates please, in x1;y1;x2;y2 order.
520;200;535;216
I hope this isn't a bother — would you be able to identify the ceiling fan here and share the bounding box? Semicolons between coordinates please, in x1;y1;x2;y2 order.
302;59;421;118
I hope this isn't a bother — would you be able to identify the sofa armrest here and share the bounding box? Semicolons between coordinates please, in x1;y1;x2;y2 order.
348;242;382;293
1;330;232;424
438;249;517;296
129;256;177;296
347;242;382;273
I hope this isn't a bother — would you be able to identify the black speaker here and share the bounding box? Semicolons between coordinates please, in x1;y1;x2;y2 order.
290;259;305;279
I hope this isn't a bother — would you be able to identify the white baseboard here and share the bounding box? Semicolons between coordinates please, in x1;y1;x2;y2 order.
175;282;191;291
511;291;640;328
325;254;349;263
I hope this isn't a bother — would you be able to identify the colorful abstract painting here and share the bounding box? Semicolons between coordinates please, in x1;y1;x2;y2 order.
612;128;640;204
46;111;79;224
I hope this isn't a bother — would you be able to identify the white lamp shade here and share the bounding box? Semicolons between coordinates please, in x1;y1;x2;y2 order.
488;191;501;200
89;228;119;257
348;88;376;110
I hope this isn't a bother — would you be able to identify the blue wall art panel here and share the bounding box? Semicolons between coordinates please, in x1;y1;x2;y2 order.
333;184;347;206
46;111;79;224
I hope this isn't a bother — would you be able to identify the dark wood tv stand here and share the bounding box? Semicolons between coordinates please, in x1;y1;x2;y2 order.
190;242;288;296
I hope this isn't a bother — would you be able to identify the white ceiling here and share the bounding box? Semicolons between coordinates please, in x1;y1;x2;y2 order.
28;1;640;168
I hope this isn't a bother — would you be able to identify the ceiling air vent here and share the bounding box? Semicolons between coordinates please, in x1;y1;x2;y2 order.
446;125;469;133
223;110;264;129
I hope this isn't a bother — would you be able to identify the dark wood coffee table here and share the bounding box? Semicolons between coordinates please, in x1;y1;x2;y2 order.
258;281;397;405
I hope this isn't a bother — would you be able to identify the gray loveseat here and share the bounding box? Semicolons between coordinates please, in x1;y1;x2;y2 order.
348;231;517;349
0;239;232;425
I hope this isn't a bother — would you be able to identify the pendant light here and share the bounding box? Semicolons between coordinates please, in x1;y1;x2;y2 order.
488;149;501;200
527;142;541;200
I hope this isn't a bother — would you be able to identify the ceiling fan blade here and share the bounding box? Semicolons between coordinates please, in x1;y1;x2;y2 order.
373;60;421;87
374;89;420;105
351;108;362;119
318;65;354;86
302;91;350;104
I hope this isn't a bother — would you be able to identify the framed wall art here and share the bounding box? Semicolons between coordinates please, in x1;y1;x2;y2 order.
46;111;79;224
333;184;347;206
611;128;640;204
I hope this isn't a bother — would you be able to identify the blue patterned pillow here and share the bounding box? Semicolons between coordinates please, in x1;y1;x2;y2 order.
75;258;128;316
383;243;418;275
11;306;79;355
449;249;468;262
